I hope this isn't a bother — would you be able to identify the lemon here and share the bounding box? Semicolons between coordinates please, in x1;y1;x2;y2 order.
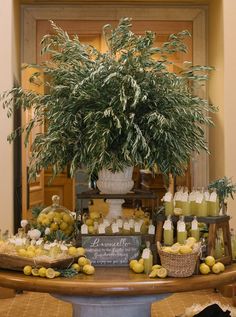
38;267;47;277
205;256;215;267
77;247;86;256
212;263;221;274
26;250;35;258
199;263;210;275
149;269;158;278
132;262;144;273
157;267;168;278
50;223;59;231
186;237;196;248
129;259;138;269
88;225;95;234
85;218;94;226
35;248;44;256
55;271;61;277
179;245;192;254
41;218;50;226
162;247;172;253
170;245;181;254
83;264;95;275
216;262;225;272
78;256;90;267
60;221;68;231
47;211;55;221
18;248;27;257
27;245;36;252
68;246;79;257
45;268;56;279
23;265;32;276
32;268;40;276
63;213;73;224
151;264;162;270
138;258;144;265
90;211;100;220
71;263;80;272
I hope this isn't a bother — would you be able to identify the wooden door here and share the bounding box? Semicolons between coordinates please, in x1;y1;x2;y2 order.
21;67;45;219
26;19;193;212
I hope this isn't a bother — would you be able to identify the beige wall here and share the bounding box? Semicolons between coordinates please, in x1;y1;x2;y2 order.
223;1;236;226
208;0;224;181
0;0;20;233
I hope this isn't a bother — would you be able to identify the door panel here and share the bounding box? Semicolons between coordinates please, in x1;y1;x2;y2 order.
21;67;45;219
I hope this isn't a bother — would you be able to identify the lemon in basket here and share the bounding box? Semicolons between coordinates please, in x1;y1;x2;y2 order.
179;245;192;254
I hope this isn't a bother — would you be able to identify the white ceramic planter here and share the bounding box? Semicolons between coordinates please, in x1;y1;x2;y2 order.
96;167;134;219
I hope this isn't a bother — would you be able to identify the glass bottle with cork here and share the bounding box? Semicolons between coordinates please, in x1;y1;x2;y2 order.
177;216;187;244
181;187;191;216
191;216;200;241
208;189;220;216
163;191;174;216
196;188;208;217
142;241;153;275
163;215;174;246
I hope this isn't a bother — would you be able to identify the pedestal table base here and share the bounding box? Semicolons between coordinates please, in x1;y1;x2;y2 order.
53;294;170;317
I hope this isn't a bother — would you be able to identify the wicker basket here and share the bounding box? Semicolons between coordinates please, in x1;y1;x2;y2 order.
157;243;199;277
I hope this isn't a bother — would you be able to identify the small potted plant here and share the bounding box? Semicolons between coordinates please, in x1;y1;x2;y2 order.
208;177;236;214
1;18;216;217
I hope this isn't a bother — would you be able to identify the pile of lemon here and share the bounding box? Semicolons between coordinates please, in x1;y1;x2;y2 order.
199;256;225;275
70;256;95;275
23;266;60;279
37;210;74;236
129;259;168;278
161;237;199;255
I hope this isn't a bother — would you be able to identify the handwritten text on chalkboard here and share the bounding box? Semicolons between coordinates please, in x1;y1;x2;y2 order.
81;235;142;266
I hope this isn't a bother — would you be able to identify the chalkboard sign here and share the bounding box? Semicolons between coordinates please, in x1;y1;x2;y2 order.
81;235;142;266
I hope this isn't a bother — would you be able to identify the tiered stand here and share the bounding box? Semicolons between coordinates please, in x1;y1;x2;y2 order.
155;214;232;265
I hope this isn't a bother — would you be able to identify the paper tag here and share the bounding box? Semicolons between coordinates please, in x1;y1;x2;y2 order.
181;192;188;202
178;222;186;232
191;219;198;230
148;224;155;235
123;222;130;231
204;191;210;201
189;192;196;202
103;219;110;228
142;248;151;259
116;218;123;228
81;224;88;234
209;192;217;202
98;224;106;234
164;192;172;202
134;222;141;233
163;219;172;230
129;218;135;228
196;193;203;204
111;223;119;233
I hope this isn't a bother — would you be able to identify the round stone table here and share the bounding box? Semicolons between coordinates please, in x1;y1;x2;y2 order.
1;265;236;317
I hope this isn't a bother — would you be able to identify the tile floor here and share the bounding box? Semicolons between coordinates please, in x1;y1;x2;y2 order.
0;289;233;317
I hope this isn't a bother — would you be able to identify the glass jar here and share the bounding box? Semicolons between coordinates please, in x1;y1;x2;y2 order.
37;195;75;237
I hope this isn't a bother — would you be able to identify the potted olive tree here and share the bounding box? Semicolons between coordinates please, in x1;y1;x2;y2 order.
1;18;216;217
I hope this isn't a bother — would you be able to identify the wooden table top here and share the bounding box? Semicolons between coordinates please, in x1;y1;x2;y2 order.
1;265;236;296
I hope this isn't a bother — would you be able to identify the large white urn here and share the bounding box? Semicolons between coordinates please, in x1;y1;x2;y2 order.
96;167;134;219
